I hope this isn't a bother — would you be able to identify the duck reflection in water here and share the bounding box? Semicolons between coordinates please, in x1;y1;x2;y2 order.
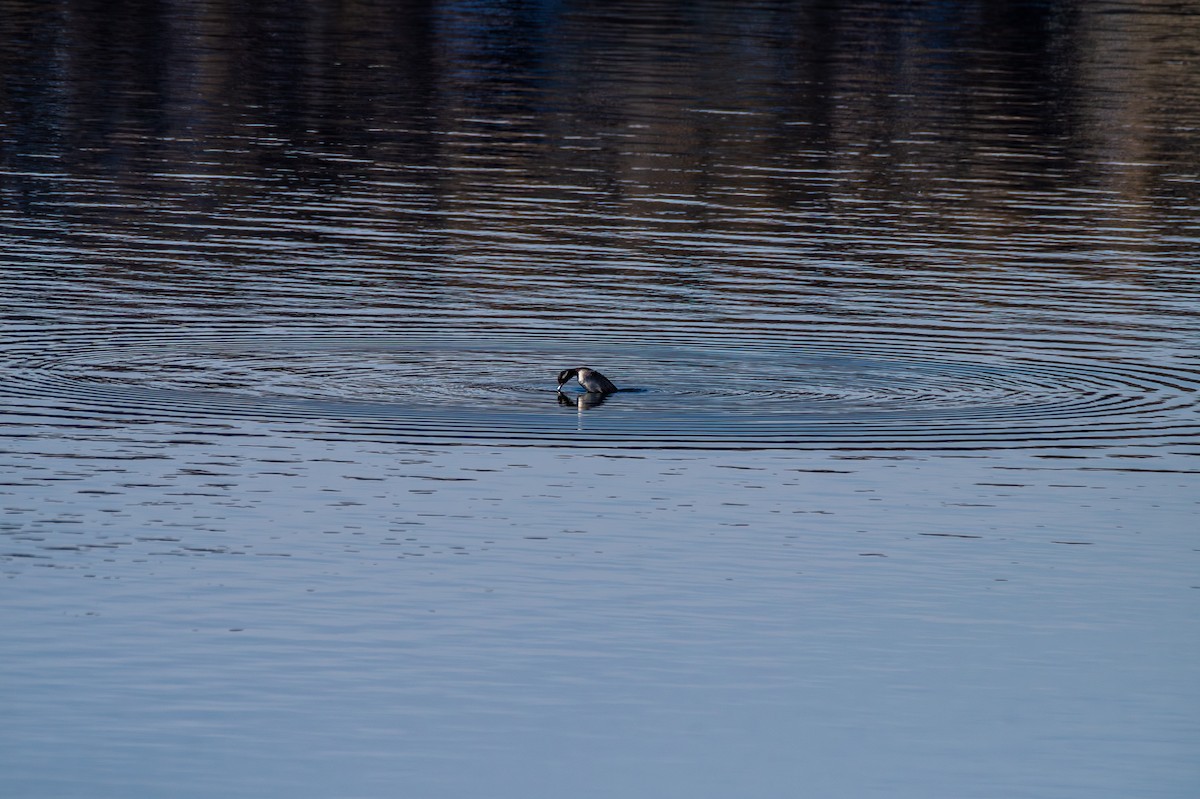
556;366;618;410
557;390;611;410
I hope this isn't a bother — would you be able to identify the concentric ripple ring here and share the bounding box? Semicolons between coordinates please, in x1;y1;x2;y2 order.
3;325;1197;450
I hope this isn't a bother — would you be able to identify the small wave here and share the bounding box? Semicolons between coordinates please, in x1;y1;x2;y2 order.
2;325;1197;450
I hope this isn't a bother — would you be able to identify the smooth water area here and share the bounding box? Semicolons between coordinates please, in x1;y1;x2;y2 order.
2;1;1199;796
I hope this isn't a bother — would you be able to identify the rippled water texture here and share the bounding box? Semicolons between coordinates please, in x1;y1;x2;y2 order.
5;326;1199;448
2;1;1199;797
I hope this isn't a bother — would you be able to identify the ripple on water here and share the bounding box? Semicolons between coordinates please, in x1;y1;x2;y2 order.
2;325;1197;450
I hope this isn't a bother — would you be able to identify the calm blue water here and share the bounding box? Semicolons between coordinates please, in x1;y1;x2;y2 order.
2;1;1198;797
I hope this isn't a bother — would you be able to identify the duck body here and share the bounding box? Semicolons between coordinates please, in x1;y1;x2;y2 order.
557;367;618;394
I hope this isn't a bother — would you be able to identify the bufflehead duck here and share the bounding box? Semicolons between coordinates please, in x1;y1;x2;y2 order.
556;367;618;394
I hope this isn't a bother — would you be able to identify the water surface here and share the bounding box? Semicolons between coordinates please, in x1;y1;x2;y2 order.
2;1;1198;797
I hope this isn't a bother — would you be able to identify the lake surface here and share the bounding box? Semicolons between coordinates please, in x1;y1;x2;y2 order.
2;1;1198;796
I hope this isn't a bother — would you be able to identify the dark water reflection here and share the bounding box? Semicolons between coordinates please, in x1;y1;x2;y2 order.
3;0;1199;448
2;2;1199;798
